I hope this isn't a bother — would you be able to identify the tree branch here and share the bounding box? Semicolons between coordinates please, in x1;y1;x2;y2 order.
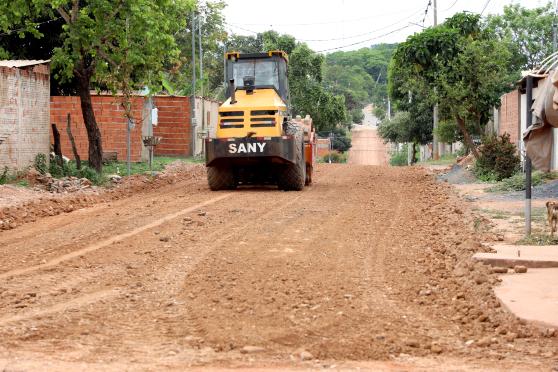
57;7;71;24
71;0;80;22
95;47;118;69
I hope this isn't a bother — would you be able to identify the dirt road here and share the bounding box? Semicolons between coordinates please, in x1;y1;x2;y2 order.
348;126;390;166
0;164;556;371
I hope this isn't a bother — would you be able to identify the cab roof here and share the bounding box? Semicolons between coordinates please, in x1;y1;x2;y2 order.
225;50;289;63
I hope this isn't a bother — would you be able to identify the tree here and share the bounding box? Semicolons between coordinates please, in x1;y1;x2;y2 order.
0;0;193;172
377;104;432;164
389;13;516;159
167;1;227;98
487;3;555;70
324;44;397;121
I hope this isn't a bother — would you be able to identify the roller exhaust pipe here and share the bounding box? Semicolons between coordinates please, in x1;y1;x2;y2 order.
229;79;237;104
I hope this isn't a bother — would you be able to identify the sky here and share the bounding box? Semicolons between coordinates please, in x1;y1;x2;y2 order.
222;0;551;53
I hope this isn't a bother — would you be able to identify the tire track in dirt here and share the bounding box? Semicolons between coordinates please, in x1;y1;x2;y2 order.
0;289;119;325
0;165;557;370
0;193;232;280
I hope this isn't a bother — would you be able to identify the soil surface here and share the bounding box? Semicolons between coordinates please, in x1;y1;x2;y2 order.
348;126;390;166
0;164;557;371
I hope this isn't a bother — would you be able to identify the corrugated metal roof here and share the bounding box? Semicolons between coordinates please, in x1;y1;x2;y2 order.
0;60;50;68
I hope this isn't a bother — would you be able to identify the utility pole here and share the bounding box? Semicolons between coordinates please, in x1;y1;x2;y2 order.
432;0;440;160
191;12;197;157
198;11;205;158
525;75;533;237
554;0;558;52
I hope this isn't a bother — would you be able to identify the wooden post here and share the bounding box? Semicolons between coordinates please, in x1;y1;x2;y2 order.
66;113;81;169
51;123;63;166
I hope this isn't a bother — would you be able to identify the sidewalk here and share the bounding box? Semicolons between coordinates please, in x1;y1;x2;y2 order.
473;244;558;268
495;268;558;328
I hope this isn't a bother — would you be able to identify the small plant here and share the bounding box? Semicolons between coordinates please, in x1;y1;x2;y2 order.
473;134;520;181
322;152;347;163
389;144;408;166
488;171;544;192
516;233;558;246
34;153;48;175
0;166;9;184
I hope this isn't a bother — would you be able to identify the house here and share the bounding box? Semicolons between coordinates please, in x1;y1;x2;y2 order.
0;60;50;170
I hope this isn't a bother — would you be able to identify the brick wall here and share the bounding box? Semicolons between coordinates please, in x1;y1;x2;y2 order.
316;138;331;158
50;95;192;162
153;96;191;157
0;63;50;170
498;89;520;146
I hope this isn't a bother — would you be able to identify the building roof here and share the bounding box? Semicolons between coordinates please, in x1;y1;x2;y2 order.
0;60;50;68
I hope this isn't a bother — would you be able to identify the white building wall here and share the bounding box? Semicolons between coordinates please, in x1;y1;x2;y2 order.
0;63;50;170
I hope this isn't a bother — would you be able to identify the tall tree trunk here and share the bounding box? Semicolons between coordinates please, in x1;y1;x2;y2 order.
76;66;103;172
411;142;417;164
456;116;479;159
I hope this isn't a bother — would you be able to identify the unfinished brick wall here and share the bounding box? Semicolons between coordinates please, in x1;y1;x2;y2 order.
0;64;50;170
50;95;192;162
498;90;520;147
152;96;191;157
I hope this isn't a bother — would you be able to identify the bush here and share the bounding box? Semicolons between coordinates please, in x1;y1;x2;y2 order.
33;154;106;186
473;134;520;181
389;144;408;166
488;171;544;192
0;166;9;185
332;135;352;153
321;152;347;163
34;153;48;175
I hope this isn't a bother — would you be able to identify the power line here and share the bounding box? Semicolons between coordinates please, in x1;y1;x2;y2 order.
226;8;424;43
315;24;413;53
0;17;62;37
480;0;492;15
226;6;425;27
443;0;459;11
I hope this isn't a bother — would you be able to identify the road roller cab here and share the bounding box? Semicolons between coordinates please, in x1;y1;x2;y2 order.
205;51;315;191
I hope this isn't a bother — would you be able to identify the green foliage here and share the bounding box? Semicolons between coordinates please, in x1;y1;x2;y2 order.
487;3;555;70
34;154;48;175
171;1;228;98
378;110;431;146
516;233;558;246
488;171;544;192
350;108;364;124
0;166;10;185
473;134;520;181
435;120;460;144
389;145;409;167
323;44;397;123
389;12;516;155
321;152;347;163
373;106;387;122
332;135;351;153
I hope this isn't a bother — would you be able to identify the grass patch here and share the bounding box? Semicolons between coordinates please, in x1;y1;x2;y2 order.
319;152;348;163
516;233;558;246
420;154;458;166
102;156;195;176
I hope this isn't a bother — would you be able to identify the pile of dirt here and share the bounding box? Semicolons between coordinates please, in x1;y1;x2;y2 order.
0;163;206;231
437;164;477;185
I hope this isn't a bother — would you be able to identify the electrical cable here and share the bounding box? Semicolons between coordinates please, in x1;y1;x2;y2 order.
0;17;62;37
315;24;413;53
226;6;425;27
443;0;459;12
480;0;492;15
225;7;425;43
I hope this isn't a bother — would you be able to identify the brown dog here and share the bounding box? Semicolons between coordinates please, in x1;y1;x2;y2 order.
546;201;558;236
